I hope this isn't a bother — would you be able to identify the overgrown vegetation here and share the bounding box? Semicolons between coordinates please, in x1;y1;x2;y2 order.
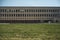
0;23;60;40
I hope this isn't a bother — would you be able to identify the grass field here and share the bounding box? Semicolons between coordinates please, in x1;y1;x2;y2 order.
0;23;60;40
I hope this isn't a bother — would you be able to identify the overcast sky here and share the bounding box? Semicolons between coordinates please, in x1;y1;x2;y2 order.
0;0;60;6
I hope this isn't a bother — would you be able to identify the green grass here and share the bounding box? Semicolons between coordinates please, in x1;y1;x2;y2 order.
0;23;60;40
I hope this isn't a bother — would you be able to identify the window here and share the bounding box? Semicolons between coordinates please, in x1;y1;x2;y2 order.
33;10;35;12
49;10;56;12
35;14;37;16
37;10;40;12
0;14;1;16
53;10;55;12
42;10;46;12
13;10;16;12
27;9;28;12
0;9;2;12
40;10;41;12
37;14;39;16
25;10;27;12
0;9;4;12
46;10;48;12
16;9;20;12
36;9;38;12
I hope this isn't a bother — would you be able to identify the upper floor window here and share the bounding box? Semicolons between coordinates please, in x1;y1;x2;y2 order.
0;9;59;13
0;9;5;12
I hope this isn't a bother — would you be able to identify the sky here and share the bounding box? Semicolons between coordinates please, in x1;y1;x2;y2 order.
0;0;60;6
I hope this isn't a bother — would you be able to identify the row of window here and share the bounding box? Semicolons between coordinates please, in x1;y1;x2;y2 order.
0;9;59;12
0;14;59;17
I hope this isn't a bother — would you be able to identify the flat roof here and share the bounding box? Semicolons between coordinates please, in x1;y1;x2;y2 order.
0;6;60;8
